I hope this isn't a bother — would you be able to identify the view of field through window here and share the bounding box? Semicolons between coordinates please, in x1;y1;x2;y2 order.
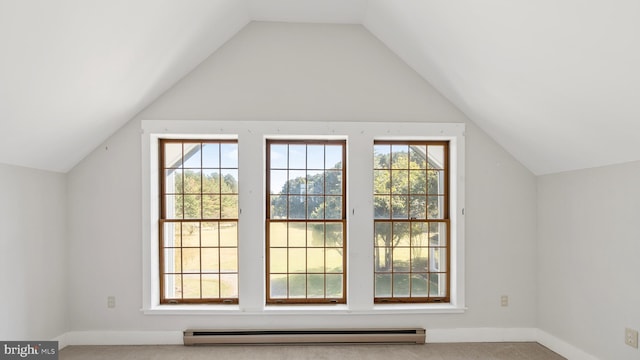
373;142;450;302
266;140;346;303
160;140;239;303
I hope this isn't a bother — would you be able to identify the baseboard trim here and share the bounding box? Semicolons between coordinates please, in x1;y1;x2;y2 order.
536;329;599;360
426;327;537;343
56;328;599;359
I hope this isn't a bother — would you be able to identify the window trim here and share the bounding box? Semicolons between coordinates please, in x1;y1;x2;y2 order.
141;120;466;315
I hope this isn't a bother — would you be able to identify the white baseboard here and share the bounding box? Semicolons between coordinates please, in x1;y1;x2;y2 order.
536;329;599;360
55;328;599;359
426;327;537;343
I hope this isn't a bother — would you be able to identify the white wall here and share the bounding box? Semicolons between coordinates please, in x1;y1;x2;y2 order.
0;163;67;340
538;161;640;359
67;22;536;334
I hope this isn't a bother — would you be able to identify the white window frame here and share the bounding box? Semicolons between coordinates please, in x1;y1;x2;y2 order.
141;120;466;315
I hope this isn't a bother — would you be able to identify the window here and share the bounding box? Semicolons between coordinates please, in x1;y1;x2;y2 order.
266;140;347;304
373;141;449;303
159;139;239;304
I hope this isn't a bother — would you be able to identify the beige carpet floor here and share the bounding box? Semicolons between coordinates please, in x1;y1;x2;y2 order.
59;343;566;360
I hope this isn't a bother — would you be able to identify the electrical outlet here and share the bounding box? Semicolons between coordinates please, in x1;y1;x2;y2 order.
500;295;509;307
107;296;116;309
625;328;638;348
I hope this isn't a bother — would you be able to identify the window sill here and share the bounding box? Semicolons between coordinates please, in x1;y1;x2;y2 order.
142;304;466;315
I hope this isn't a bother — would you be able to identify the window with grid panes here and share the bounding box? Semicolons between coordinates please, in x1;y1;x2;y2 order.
266;140;346;304
159;139;239;304
373;141;450;303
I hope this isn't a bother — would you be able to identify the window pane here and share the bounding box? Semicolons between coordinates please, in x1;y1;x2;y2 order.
393;248;410;272
202;170;219;193
427;195;444;219
391;145;409;169
202;143;220;168
373;170;391;195
219;222;237;246
221;169;238;193
325;196;342;219
429;222;447;246
182;223;200;247
165;169;182;194
270;170;288;194
307;248;325;272
202;274;220;298
411;247;428;272
220;248;238;272
427;145;445;169
201;248;219;272
411;274;428;297
270;274;288;298
373;144;390;169
325;170;342;195
269;222;287;247
391;170;408;194
409;145;427;169
308;223;325;247
270;248;288;273
165;195;182;219
409;170;427;194
289;145;306;169
326;274;343;298
220;143;238;168
375;247;391;272
393;274;410;297
325;223;343;247
183;143;201;168
164;274;182;299
307;274;325;298
326;249;343;273
289;249;306;273
411;222;429;247
201;222;219;246
288;223;306;247
392;223;409;247
288;170;306;194
374;222;391;247
183;170;202;194
183;195;202;219
409;196;427;219
375;274;392;297
429;248;446;272
270;144;288;168
289;274;306;298
325;145;342;169
288;196;306;219
220;195;238;218
307;145;325;169
164;248;181;273
164;143;183;169
374;195;390;219
202;195;220;219
391;195;408;219
220;274;238;298
307;196;324;219
307;170;324;194
182;248;200;273
270;195;287;219
429;273;447;297
163;222;181;247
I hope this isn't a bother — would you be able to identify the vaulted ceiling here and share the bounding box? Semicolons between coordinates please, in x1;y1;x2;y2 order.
1;0;638;174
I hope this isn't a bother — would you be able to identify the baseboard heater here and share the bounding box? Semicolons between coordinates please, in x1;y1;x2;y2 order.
183;328;425;345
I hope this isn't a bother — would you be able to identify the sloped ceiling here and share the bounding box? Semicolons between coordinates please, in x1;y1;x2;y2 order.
1;0;638;174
